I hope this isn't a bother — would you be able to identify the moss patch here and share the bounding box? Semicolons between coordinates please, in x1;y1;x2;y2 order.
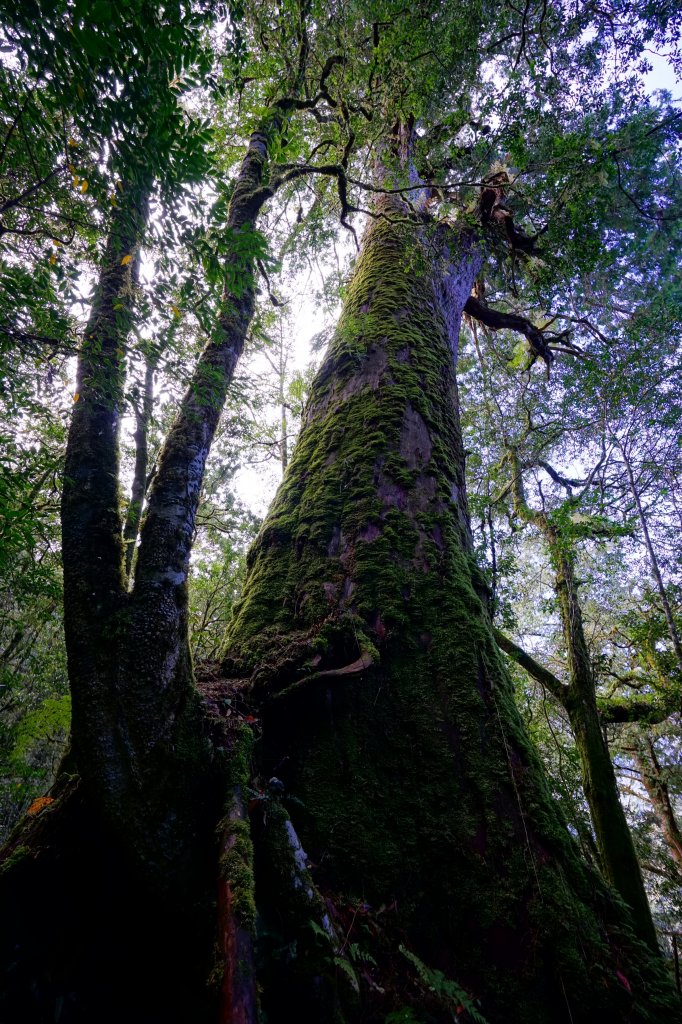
222;212;681;1023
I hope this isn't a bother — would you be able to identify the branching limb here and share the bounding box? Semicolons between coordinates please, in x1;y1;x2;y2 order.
493;627;569;706
537;460;586;493
0;166;61;215
597;693;675;726
464;295;556;370
268;652;374;704
257;258;288;306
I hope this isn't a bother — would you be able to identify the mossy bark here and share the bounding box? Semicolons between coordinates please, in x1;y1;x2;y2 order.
555;540;659;952
0;175;221;1023
0;116;289;1020
506;460;658;952
222;206;680;1022
57;173;213;890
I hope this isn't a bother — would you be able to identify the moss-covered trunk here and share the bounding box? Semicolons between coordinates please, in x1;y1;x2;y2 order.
553;541;658;952
507;455;658;951
0;119;286;1023
221;207;679;1022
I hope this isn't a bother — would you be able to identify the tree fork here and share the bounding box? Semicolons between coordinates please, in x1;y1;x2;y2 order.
505;451;659;952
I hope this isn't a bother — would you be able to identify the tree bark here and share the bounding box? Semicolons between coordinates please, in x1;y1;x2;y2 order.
615;438;682;673
60;173;159;837
123;351;155;579
60;111;287;881
0;115;290;1021
506;456;659;952
634;734;682;874
219;205;678;1022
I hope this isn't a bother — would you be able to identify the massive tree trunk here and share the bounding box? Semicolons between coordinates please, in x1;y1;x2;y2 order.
217;205;680;1022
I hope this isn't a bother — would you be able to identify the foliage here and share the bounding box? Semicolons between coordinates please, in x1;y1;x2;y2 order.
399;946;489;1024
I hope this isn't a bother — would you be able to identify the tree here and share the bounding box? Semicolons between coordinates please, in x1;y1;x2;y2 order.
458;255;682;949
455;153;682;931
493;441;680;948
492;447;657;949
1;0;682;1021
214;181;680;1021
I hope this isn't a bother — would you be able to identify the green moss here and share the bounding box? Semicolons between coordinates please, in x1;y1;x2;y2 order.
217;724;256;932
222;212;681;1022
223;218;472;677
0;845;30;876
219;817;256;932
11;695;71;765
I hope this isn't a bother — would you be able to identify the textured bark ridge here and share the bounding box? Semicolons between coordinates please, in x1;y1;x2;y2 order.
221;209;680;1023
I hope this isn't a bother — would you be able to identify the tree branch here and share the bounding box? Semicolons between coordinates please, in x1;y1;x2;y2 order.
597;692;676;726
464;295;555;370
493;627;569;705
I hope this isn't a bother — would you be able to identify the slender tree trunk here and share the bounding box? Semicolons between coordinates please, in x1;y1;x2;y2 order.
60;172;153;827
507;457;658;951
616;438;682;671
219;205;678;1022
634;734;682;873
554;541;658;951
